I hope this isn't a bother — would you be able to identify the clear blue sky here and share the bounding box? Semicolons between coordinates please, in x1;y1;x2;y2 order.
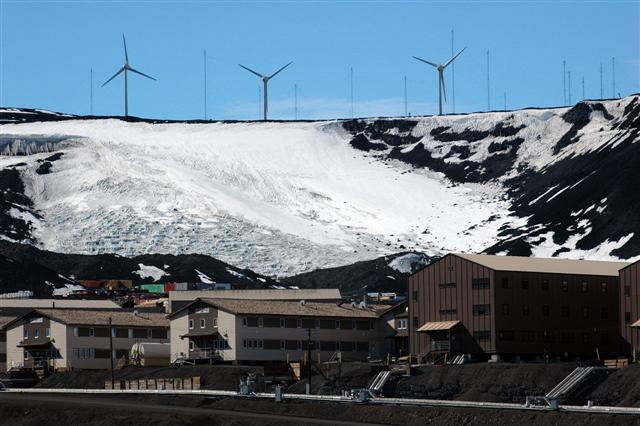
1;1;639;120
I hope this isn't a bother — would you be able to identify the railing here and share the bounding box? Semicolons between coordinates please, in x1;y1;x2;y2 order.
431;341;450;351
189;348;221;360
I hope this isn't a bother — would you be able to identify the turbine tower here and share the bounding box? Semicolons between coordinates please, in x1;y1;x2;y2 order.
102;34;156;117
413;47;465;115
239;62;292;121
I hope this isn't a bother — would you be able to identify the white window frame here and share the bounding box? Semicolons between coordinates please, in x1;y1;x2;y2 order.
200;319;206;328
45;327;51;338
23;329;29;339
34;329;40;339
213;318;218;328
188;319;194;329
189;339;194;351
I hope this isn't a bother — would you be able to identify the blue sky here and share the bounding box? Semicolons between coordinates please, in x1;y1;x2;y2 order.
1;1;638;120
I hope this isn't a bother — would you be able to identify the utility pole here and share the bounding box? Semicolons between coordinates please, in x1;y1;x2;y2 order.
612;57;616;98
568;70;572;105
563;60;566;106
108;317;114;389
486;50;490;111
306;328;312;395
403;76;408;117
451;29;456;113
350;66;354;118
600;63;604;99
204;50;207;120
503;91;506;111
294;84;298;120
582;76;585;100
90;68;93;115
258;86;262;120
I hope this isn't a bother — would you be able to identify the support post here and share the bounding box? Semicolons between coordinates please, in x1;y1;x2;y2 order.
108;317;115;389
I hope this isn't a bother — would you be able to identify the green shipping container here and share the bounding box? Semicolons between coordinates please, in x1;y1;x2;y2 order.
140;284;166;293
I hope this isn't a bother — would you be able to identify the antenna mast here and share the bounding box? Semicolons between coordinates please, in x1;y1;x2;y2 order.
568;70;572;105
294;84;298;120
350;66;354;118
503;91;506;111
612;57;616;98
451;29;455;113
404;76;408;117
563;60;566;106
204;50;207;120
600;63;603;99
258;86;262;120
486;50;490;111
582;76;585;100
90;68;93;115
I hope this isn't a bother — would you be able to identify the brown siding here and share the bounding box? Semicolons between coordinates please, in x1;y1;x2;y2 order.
620;262;640;355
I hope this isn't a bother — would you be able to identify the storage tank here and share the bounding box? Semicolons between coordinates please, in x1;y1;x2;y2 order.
130;342;170;367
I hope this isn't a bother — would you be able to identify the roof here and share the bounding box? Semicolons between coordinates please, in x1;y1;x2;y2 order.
620;259;640;273
180;330;220;338
631;319;640;328
169;288;341;303
6;309;168;328
417;320;461;332
0;315;15;330
169;298;379;319
454;253;630;277
378;300;408;317
0;299;120;309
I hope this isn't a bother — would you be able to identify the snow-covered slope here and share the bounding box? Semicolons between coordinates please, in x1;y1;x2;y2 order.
1;96;638;276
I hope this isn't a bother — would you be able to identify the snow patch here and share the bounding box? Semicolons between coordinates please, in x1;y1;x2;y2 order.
133;263;169;282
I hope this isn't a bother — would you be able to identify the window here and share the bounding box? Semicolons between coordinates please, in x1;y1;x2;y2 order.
196;306;210;314
412;290;419;302
280;318;286;328
242;338;263;350
397;319;408;330
502;304;510;315
438;282;456;289
582;307;589;319
439;308;457;315
89;328;95;337
188;319;194;329
213;318;218;328
522;304;530;316
132;328;147;339
518;331;535;342
74;327;78;337
541;279;549;291
200;319;206;328
561;281;568;292
262;317;280;328
542;305;550;317
24;351;29;360
521;279;529;290
601;282;608;293
561;306;569;317
23;329;28;339
473;331;491;342
540;331;554;343
151;329;168;339
189;340;194;351
473;304;491;316
34;329;40;339
581;281;589;293
625;286;631;297
244;317;259;327
296;319;303;328
45;328;50;338
498;330;514;341
335;320;341;330
625;312;631;323
601;308;608;320
501;278;509;289
472;278;490;289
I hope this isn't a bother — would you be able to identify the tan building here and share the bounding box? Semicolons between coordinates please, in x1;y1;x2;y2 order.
0;299;121;309
168;289;342;313
0;315;13;372
4;309;169;372
168;298;382;364
379;301;409;359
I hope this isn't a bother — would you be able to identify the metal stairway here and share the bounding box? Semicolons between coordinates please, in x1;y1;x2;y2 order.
368;370;392;394
545;367;595;400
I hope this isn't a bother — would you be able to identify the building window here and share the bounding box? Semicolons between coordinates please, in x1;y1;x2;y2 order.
472;304;491;316
89;328;95;337
335;320;341;330
397;319;408;330
561;306;569;317
601;308;608;320
280;318;285;328
498;330;514;341
521;279;529;290
501;278;509;289
196;306;210;314
625;286;631;297
23;329;28;339
625;312;631;323
412;290;419;302
502;304;509;315
213;318;218;328
518;331;535;342
522;304;530;316
438;282;456;289
473;331;491;342
200;319;205;328
34;329;40;339
542;305;550;317
541;279;549;291
472;278;490;289
189;340;194;351
24;351;29;360
188;319;194;329
582;307;589;319
561;281;568;292
439;308;457;315
45;328;50;338
581;282;589;293
601;282;608;293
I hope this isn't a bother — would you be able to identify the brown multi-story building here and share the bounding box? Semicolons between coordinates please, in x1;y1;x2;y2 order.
409;253;630;359
620;260;640;355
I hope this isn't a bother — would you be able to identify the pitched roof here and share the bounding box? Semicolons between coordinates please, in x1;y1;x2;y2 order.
0;315;15;330
455;253;630;277
170;298;379;319
169;288;341;302
7;309;168;328
0;299;120;309
417;320;461;332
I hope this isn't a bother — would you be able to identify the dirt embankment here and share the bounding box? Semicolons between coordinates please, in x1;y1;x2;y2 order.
588;364;640;407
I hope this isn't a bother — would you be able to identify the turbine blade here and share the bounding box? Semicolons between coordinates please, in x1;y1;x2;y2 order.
123;34;129;64
443;47;466;68
238;64;264;78
413;56;439;68
127;66;156;81
268;61;293;79
101;67;125;87
440;72;447;102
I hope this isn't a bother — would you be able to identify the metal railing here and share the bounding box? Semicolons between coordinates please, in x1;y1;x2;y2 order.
430;341;450;351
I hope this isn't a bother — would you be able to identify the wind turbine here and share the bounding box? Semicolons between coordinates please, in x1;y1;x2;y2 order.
239;62;292;120
413;47;465;115
102;34;156;117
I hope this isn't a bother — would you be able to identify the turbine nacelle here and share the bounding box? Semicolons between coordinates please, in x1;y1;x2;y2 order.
239;62;293;121
413;47;466;115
